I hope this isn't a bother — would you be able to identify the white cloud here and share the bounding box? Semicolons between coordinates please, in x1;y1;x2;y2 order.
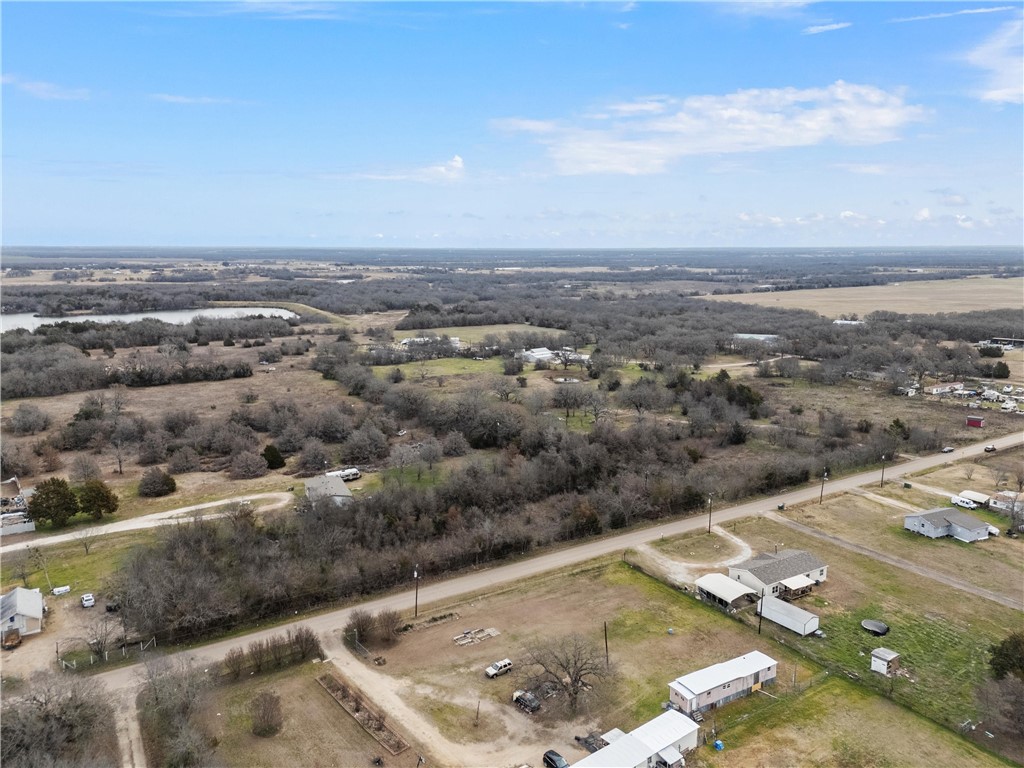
839;210;867;220
940;194;970;207
500;80;927;175
721;2;811;18
964;18;1024;103
150;93;242;105
914;207;932;221
890;6;1016;23
329;155;466;183
956;214;976;229
2;74;89;100
802;22;852;35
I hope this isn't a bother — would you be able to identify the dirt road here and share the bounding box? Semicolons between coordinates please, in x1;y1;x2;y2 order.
0;493;295;555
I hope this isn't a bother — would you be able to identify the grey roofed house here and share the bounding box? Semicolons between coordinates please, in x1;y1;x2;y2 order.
903;508;990;542
2;587;45;636
728;549;827;597
304;475;354;506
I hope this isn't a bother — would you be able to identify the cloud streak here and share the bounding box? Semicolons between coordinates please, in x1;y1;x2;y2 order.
802;22;852;35
889;6;1016;23
499;81;927;175
1;74;89;100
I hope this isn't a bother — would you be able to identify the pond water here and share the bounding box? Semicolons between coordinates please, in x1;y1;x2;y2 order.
0;307;298;333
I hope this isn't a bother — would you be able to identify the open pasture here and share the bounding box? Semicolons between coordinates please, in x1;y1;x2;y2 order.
703;276;1024;317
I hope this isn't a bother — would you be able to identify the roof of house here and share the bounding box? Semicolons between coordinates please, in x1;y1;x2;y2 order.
730;550;826;586
1;587;44;623
304;475;353;502
576;710;699;768
908;508;988;531
696;573;756;603
669;650;777;701
872;647;900;661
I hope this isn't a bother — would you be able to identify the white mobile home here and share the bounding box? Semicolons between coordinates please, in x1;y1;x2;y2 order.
668;651;777;715
573;710;700;768
990;492;1024;516
903;508;990;542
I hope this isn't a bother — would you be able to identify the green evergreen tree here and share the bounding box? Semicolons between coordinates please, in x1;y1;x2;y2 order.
76;479;119;520
28;477;80;528
261;444;286;470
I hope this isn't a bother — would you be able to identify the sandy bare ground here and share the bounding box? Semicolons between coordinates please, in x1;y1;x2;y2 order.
631;525;752;585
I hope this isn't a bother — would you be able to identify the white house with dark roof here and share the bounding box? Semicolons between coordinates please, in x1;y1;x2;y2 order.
903;508;990;542
304;475;354;506
668;651;777;715
2;587;45;637
573;709;700;768
728;550;827;598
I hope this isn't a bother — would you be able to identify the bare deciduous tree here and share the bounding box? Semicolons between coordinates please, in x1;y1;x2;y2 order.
249;690;284;737
523;633;610;713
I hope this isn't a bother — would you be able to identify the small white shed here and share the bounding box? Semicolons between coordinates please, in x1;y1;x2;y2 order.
870;648;900;677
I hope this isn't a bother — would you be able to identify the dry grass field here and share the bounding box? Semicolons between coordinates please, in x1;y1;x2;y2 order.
201;663;434;768
703;276;1024;317
777;491;1024;605
694;676;1010;768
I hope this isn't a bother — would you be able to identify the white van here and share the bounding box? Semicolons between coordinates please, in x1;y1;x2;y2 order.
950;495;978;510
339;468;361;481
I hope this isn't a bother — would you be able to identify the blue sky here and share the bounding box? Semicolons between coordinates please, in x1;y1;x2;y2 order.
3;1;1022;248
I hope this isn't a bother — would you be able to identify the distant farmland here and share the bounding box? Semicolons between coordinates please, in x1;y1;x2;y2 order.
703;276;1024;317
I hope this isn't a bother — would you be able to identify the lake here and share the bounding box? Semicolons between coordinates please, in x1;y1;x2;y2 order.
0;307;298;333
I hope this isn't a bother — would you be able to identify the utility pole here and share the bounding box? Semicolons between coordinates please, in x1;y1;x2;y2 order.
757;590;765;634
819;468;829;504
413;563;420;618
604;621;609;669
880;454;888;487
707;494;713;534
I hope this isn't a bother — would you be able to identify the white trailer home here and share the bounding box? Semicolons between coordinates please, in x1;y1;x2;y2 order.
758;595;820;636
668;651;777;715
903;508;990;542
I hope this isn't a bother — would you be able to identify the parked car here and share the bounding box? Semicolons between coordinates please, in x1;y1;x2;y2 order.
512;689;540;714
941;446;954;453
485;658;513;678
81;593;96;608
984;445;997;452
543;751;570;768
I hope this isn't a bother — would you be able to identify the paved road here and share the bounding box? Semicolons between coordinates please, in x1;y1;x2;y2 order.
0;493;294;555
